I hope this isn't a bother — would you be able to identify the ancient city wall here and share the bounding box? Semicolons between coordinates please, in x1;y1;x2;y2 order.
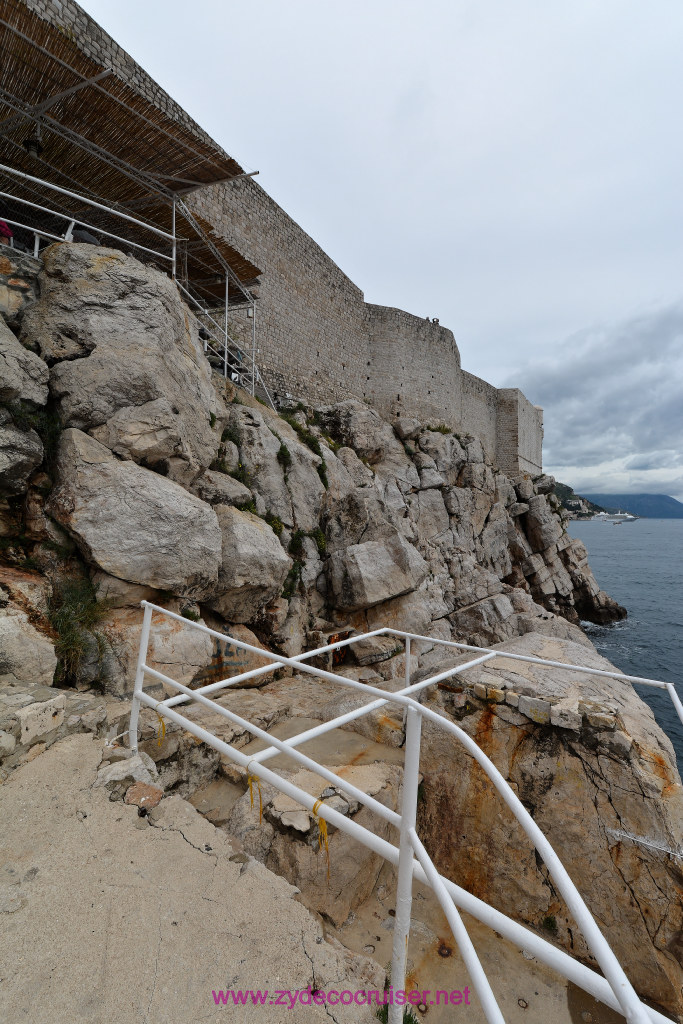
460;371;499;463
189;179;372;406
365;305;462;427
18;0;544;477
497;388;544;476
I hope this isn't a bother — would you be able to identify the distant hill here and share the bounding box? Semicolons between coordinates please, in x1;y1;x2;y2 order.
582;493;683;518
553;482;605;517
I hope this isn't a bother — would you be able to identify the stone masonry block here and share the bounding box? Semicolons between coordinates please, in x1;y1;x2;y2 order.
517;695;551;724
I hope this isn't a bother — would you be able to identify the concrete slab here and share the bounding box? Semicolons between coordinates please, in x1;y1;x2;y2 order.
0;734;381;1023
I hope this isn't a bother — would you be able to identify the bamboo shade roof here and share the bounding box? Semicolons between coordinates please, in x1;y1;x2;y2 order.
0;0;261;302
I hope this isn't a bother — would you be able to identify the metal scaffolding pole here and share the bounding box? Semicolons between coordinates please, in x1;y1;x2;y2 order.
171;196;176;280
251;301;256;396
224;275;229;379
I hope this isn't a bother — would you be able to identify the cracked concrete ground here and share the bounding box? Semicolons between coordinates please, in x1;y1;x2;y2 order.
0;734;381;1024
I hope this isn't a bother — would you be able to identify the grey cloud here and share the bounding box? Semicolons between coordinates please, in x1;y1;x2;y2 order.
504;303;683;495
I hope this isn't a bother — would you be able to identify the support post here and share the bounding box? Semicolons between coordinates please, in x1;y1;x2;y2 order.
251;301;256;396
405;636;411;689
224;274;229;379
129;603;153;755
171;196;176;280
389;705;421;1023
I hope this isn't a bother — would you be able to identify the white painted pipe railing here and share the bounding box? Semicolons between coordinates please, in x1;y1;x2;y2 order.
129;602;680;1024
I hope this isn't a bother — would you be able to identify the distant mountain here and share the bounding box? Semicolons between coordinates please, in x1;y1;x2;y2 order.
581;494;683;518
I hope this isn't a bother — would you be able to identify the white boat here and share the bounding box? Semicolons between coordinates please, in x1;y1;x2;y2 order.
591;510;638;523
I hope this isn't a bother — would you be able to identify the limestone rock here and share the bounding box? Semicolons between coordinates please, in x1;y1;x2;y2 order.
534;473;556;494
327;532;428;611
93;752;159;797
414;489;450;542
189;468;252;507
418;633;683;1017
124;781;164;809
393;416;421;439
16;694;66;745
0;601;56;688
48;429;221;597
23;244;220;468
525;494;563;552
208;506;292;623
417;429;466;484
224;404;292;524
0;412;43;496
352;634;402;666
315;399;398;464
0;319;48;406
100;604;216;696
90;398;186;465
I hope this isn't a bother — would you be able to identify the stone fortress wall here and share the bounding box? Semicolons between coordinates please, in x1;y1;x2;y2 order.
192;179;544;477
20;0;544;478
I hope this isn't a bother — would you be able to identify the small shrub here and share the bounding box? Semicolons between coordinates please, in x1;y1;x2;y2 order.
210;457;228;474
5;400;62;469
48;577;112;687
277;441;292;470
322;432;341;452
264;511;284;536
542;914;558;936
282;560;303;600
427;423;452;434
209;412;216;429
317;460;329;489
310;527;326;555
228;462;250;485
221;425;240;446
181;606;200;622
288;529;306;557
235;498;257;515
281;414;323;458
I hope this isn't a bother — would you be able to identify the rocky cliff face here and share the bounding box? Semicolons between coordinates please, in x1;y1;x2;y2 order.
4;242;680;1017
0;242;624;706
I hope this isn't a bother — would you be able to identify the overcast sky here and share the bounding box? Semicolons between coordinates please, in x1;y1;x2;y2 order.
79;0;683;499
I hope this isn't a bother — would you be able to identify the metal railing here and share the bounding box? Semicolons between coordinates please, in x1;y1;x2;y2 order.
0;161;175;265
129;602;682;1024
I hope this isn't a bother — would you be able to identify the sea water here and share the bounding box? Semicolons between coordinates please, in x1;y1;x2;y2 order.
568;518;683;769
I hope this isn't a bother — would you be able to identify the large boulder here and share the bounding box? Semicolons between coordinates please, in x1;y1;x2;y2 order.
0;602;56;688
89;398;186;466
99;604;215;697
327;531;428;611
0;571;56;688
315;399;399;464
208;506;292;623
21;244;220;469
48;429;221;597
0;318;48;406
